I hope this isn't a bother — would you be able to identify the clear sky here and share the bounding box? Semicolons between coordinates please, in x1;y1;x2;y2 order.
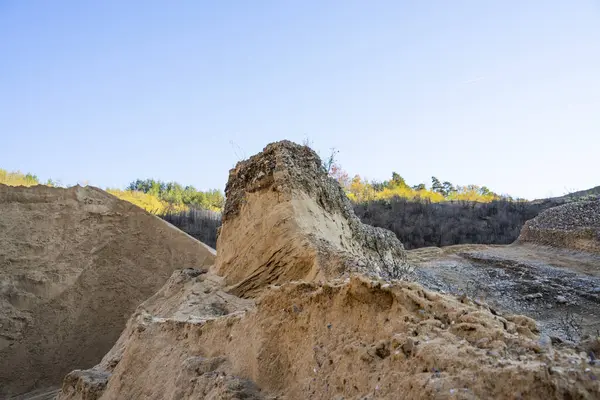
1;1;598;199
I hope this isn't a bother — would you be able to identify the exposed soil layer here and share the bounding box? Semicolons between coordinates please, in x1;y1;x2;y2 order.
60;271;600;400
214;141;411;298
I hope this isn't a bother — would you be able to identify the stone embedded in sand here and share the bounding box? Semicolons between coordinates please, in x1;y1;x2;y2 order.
0;184;216;397
213;140;411;297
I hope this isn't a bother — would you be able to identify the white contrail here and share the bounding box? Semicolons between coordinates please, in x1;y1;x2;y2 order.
461;76;485;85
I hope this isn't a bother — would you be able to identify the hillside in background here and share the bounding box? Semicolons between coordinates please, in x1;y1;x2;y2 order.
0;167;521;213
539;185;600;203
342;168;594;249
354;197;558;249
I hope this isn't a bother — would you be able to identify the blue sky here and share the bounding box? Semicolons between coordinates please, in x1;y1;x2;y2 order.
1;1;598;199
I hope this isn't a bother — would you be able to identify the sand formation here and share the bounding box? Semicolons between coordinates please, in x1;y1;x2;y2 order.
518;199;600;254
0;184;215;397
215;141;411;297
58;141;599;399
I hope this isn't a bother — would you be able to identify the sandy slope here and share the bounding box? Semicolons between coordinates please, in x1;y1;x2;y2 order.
61;271;600;399
0;184;215;396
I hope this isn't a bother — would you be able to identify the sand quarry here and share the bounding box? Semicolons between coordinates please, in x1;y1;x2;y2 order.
1;141;599;399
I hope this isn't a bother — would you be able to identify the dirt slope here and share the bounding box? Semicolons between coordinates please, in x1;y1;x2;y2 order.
61;272;600;399
0;184;215;397
214;141;410;298
518;200;600;254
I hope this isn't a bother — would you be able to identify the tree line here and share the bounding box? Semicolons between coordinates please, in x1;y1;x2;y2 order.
124;179;224;212
0;170;224;214
0;169;49;187
330;165;518;204
0;166;561;250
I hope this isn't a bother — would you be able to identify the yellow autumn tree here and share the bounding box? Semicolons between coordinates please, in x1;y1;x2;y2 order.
107;189;187;214
0;169;40;187
347;175;378;203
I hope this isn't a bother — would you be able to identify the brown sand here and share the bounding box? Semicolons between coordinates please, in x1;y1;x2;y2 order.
0;184;215;396
215;141;411;298
61;272;600;399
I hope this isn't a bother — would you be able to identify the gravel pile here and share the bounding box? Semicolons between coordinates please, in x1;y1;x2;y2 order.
518;200;600;253
525;200;600;232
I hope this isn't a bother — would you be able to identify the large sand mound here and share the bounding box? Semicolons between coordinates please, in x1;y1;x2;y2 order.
518;200;600;254
0;184;215;396
214;141;410;298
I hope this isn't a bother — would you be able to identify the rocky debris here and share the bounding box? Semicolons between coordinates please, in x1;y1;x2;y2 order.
413;243;600;343
214;140;411;298
0;184;216;397
518;200;600;253
59;273;600;399
524;293;543;300
60;369;110;400
556;295;568;304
